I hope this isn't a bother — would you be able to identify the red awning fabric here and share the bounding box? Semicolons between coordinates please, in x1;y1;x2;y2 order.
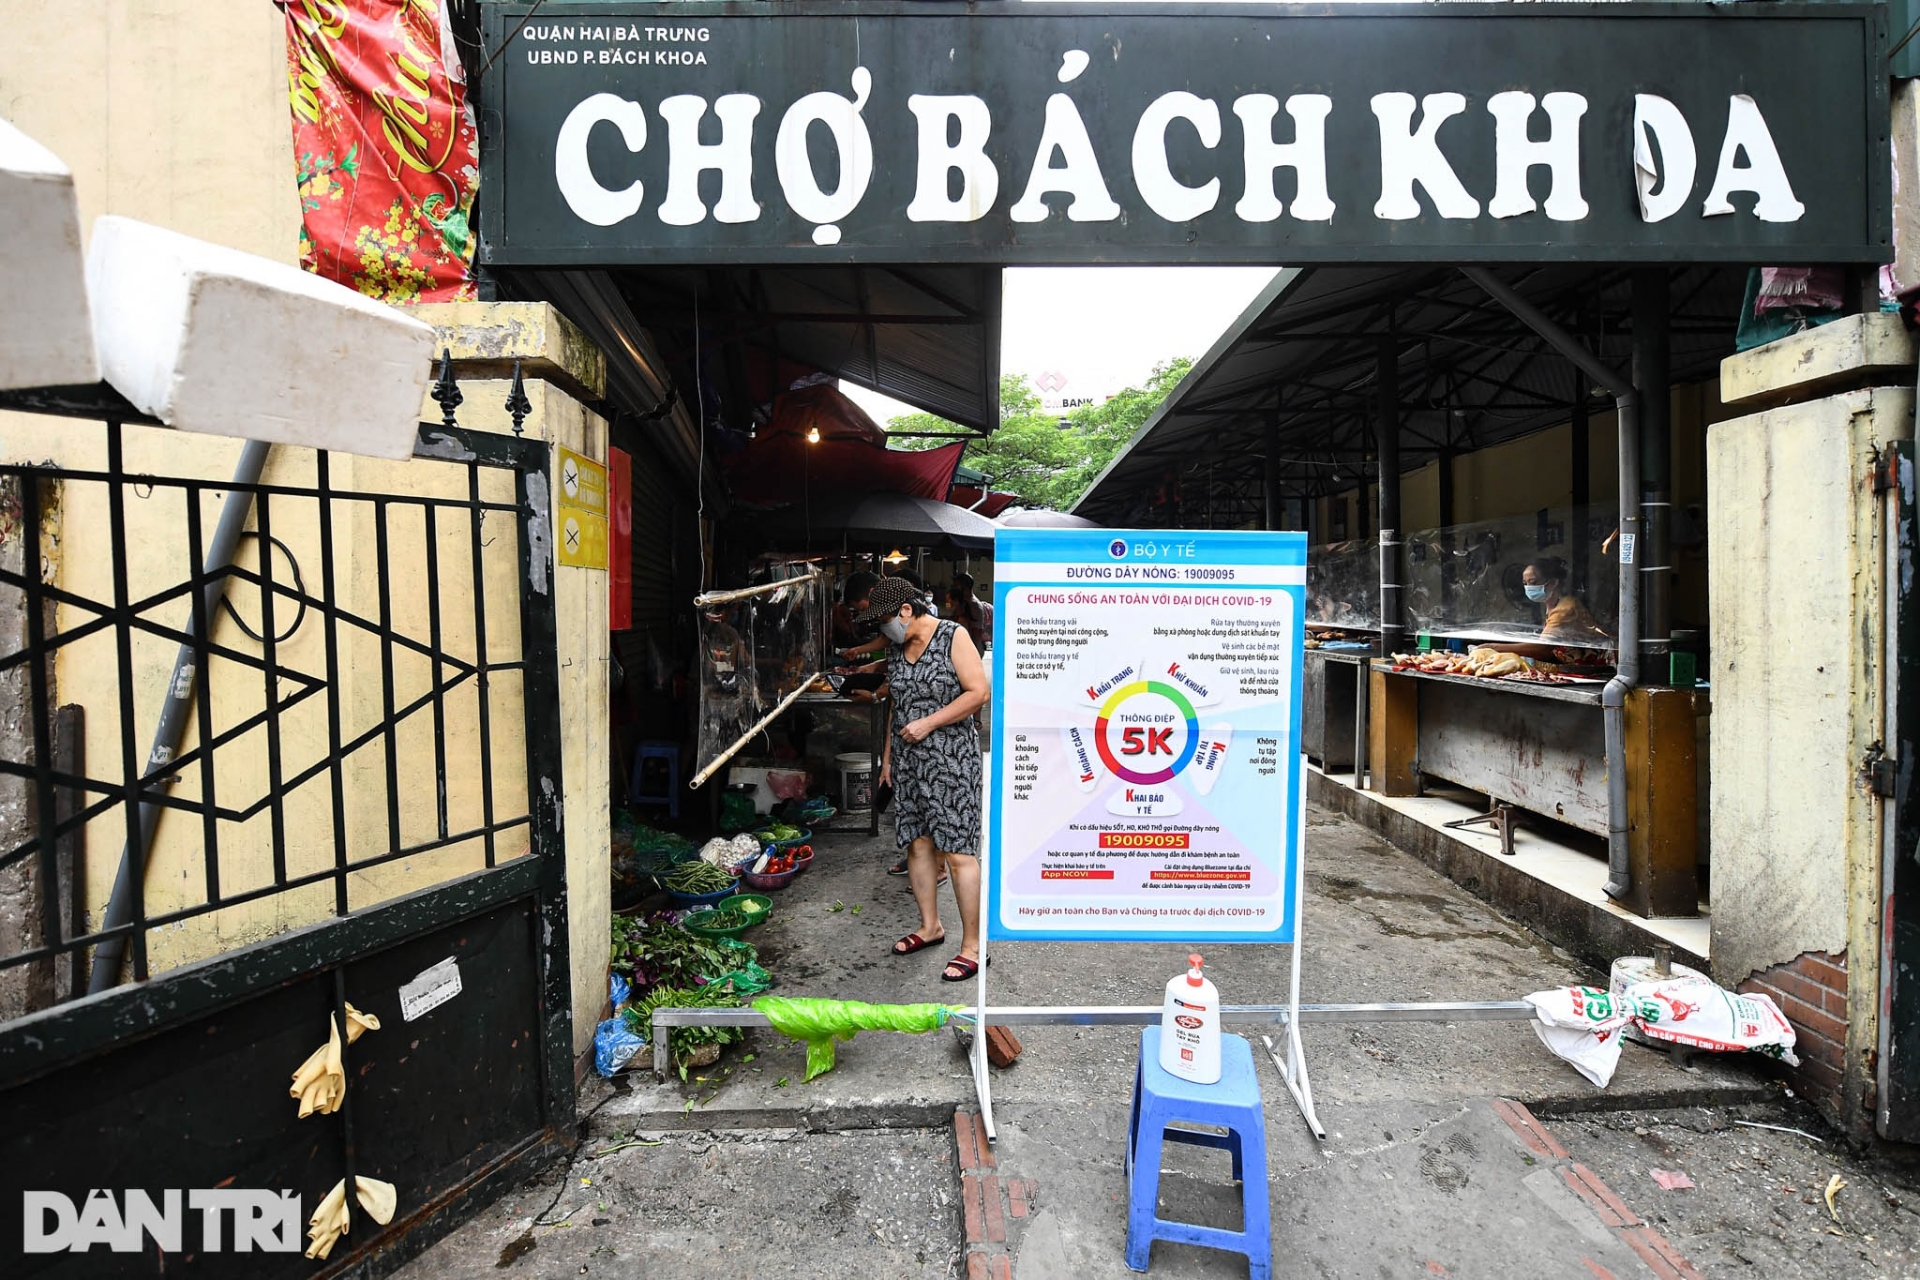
948;487;1019;518
724;384;964;503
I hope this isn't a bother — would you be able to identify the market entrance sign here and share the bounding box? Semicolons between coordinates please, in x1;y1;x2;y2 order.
480;3;1889;266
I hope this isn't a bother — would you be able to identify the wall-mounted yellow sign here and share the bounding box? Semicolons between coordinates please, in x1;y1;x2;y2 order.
556;445;609;569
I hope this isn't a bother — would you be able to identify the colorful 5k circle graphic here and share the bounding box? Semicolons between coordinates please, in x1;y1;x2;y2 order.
1094;681;1200;784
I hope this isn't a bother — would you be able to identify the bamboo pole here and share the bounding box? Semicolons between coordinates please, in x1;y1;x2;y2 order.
693;570;820;609
689;672;824;789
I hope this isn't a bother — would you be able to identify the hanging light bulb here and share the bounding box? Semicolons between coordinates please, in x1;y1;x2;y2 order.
807;426;821;444
883;547;908;565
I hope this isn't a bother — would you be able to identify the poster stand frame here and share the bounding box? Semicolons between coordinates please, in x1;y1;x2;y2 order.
966;764;1325;1144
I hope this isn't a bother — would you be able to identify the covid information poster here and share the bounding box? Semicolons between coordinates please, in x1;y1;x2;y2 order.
987;530;1306;944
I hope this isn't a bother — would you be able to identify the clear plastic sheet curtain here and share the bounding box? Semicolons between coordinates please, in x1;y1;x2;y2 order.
695;564;826;778
1402;505;1620;644
1305;536;1381;631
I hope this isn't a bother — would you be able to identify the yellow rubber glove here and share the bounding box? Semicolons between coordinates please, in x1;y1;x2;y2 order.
303;1175;398;1260
289;1004;381;1119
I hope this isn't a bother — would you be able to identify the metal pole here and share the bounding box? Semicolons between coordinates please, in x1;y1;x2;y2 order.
1570;368;1592;602
91;439;273;992
1376;336;1404;653
1458;267;1639;903
1263;407;1283;531
1633;270;1672;684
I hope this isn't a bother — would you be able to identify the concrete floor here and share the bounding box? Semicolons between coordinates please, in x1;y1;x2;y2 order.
398;802;1920;1279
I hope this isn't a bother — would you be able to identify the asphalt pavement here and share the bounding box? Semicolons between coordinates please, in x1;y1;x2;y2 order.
397;803;1920;1279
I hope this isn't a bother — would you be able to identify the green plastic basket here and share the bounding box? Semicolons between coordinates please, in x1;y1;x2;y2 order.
716;893;773;927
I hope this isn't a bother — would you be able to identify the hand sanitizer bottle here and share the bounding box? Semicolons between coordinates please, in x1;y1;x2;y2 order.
1159;953;1221;1084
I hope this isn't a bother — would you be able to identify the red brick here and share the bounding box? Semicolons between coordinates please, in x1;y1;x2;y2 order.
1822;985;1849;1017
1621;1227;1685;1280
1581;1260;1620;1280
962;1175;986;1242
1640;1227;1707;1280
973;1113;996;1169
980;1175;1007;1243
1008;1179;1029;1219
1561;1167;1628;1228
1568;1164;1643;1228
1492;1098;1570;1159
1767;970;1822;1007
1795;1057;1844;1097
1800;952;1849;991
1779;993;1846;1044
967;1253;990;1280
1622;1226;1705;1280
955;1111;982;1171
991;1257;1012;1280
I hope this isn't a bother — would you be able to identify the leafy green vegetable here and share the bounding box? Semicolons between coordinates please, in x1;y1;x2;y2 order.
611;915;740;990
624;985;746;1078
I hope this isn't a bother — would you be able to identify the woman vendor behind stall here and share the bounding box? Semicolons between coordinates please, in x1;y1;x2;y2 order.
833;571;881;650
1485;556;1611;661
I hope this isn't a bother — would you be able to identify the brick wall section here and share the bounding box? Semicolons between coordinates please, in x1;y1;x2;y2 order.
1738;949;1848;1113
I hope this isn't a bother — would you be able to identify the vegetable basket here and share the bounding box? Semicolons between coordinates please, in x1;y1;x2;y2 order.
741;865;800;892
682;906;754;940
667;881;740;908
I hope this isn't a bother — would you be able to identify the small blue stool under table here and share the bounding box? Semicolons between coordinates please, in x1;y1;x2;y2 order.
1125;1026;1272;1278
628;740;681;820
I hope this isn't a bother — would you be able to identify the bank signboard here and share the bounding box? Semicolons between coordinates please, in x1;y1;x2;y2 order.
479;2;1889;266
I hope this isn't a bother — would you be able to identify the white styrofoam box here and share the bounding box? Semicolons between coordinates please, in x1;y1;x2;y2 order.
0;116;97;390
87;217;435;459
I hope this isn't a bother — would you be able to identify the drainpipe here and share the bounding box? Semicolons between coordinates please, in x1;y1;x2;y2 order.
1459;268;1639;902
89;440;273;992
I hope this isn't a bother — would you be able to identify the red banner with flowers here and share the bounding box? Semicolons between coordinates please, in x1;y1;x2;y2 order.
279;0;478;303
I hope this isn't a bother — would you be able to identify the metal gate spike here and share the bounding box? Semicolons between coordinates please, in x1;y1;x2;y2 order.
430;348;462;429
505;360;531;437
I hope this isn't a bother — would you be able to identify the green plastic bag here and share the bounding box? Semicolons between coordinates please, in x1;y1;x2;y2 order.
752;996;957;1081
719;790;758;834
710;961;774;997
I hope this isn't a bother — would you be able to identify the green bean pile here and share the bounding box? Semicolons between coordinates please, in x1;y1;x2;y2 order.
664;861;735;895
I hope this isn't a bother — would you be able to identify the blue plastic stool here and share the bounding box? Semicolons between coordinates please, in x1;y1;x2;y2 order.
1125;1026;1272;1278
628;740;681;820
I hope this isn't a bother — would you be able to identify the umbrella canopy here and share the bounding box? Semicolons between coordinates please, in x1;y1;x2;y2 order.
723;385;966;504
750;489;998;551
995;508;1102;529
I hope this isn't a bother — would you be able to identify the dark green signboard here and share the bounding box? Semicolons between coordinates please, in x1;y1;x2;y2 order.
478;2;1890;266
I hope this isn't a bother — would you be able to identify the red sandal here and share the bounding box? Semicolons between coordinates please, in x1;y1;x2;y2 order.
892;931;944;957
941;954;986;982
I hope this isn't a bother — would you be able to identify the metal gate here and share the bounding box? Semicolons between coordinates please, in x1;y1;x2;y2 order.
1879;439;1920;1142
0;382;571;1276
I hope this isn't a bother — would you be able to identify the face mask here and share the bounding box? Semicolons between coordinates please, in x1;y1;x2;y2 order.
881;618;909;644
1524;584;1548;603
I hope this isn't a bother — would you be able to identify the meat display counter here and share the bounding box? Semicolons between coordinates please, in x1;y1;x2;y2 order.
1364;658;1701;919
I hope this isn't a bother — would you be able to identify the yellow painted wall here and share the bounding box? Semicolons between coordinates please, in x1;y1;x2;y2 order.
0;0;301;265
1;14;614;1056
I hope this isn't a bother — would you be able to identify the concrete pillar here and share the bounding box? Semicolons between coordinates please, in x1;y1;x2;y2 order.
1711;313;1916;1139
414;301;613;1070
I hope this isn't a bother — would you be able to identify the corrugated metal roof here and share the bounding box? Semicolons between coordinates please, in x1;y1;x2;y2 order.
1072;264;1747;525
602;264;1000;432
